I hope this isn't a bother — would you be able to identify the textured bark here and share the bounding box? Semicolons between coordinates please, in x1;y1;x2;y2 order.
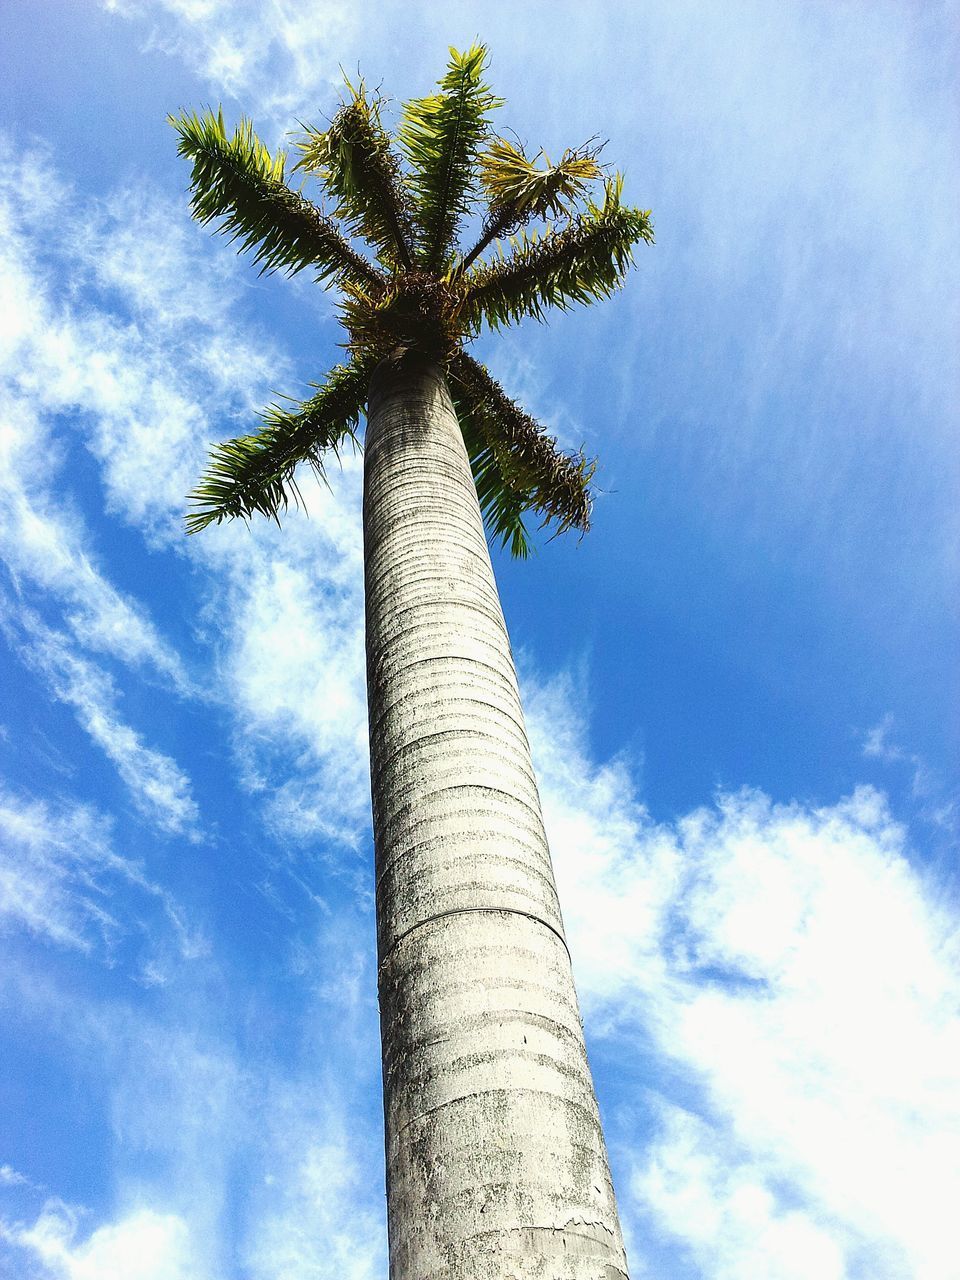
364;353;628;1279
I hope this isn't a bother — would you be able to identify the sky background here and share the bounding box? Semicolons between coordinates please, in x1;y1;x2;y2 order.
0;1;957;1277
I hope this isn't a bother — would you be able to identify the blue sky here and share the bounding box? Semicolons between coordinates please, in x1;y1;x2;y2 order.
0;2;957;1277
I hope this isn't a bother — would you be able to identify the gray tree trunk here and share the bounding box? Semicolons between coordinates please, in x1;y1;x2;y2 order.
363;353;628;1279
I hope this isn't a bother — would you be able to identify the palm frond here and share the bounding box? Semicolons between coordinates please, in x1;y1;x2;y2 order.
170;108;383;290
454;394;532;558
294;81;416;271
185;361;371;533
398;44;502;270
457;138;604;273
462;176;654;331
450;351;595;551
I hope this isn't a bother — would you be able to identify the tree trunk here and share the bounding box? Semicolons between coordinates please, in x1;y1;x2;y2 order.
363;353;628;1280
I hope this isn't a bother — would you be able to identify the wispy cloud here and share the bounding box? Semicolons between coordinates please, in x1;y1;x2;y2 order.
634;1104;853;1280
0;932;384;1280
0;148;192;691
1;1096;383;1280
217;507;369;846
0;134;368;844
0;135;285;542
0;406;191;693
0;785;203;963
102;0;360;125
1;608;200;840
863;714;958;837
241;1077;384;1280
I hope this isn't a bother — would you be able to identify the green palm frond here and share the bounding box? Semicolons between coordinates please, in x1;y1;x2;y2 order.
450;352;595;548
454;395;532;558
185;361;371;533
462;176;654;331
457;138;604;273
170;108;383;289
398;44;502;270
176;47;654;554
294;81;416;271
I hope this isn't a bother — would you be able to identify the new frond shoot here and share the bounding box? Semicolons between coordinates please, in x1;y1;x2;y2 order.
174;45;653;553
457;137;606;274
398;44;503;270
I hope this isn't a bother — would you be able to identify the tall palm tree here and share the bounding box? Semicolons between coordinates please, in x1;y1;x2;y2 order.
172;44;652;1279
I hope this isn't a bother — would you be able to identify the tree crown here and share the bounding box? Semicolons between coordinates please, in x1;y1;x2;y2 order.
171;44;653;556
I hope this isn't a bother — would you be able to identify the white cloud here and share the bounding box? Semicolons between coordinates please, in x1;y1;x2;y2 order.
634;1105;853;1280
526;674;960;1279
0;404;190;691
0;148;192;690
115;990;386;1279
0;943;384;1280
0;134;368;843
0;785;202;963
1;609;200;840
0;1084;383;1280
242;1083;384;1280
249;916;383;1279
102;0;359;124
1;1202;198;1280
863;715;958;836
246;1141;382;1280
216;501;369;845
0;787;121;951
0;135;284;543
863;714;899;764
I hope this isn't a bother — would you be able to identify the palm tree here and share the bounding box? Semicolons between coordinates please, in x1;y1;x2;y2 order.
172;44;652;1279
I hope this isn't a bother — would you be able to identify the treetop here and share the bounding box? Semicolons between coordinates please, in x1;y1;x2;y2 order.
171;43;653;556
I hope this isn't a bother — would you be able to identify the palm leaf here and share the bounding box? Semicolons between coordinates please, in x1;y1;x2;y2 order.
398;44;502;270
457;138;604;273
454;396;532;558
186;361;371;533
169;108;382;290
450;351;595;550
295;81;416;271
462;176;654;331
